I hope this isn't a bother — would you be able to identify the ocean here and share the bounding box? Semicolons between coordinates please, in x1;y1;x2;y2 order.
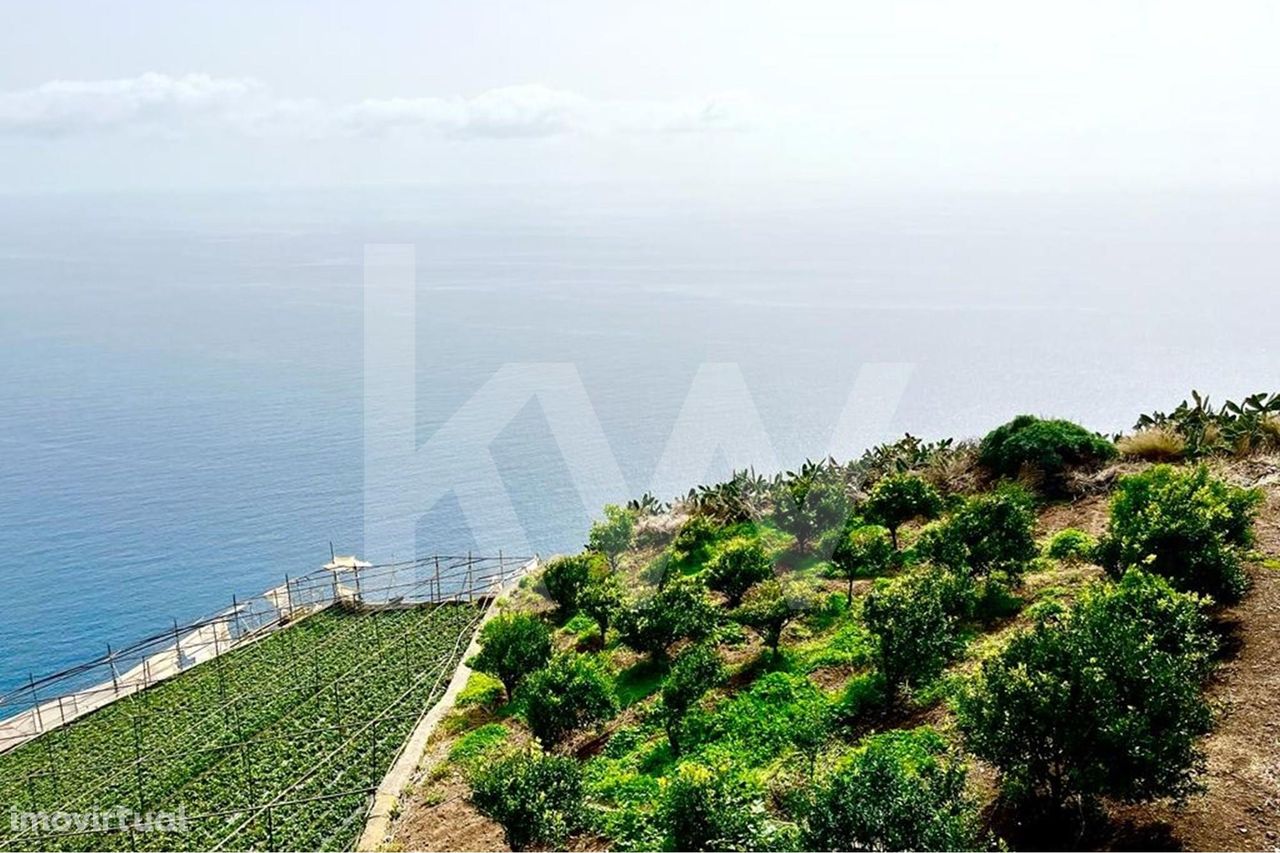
1;184;1276;696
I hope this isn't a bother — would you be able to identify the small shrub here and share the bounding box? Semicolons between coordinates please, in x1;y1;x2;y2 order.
672;515;722;567
541;553;596;614
470;748;584;851
833;671;888;723
916;485;1038;580
974;570;1023;621
979;414;1117;494
578;569;624;638
803;727;981;851
1117;426;1187;462
470;613;552;699
863;474;944;548
734;577;821;652
662;758;769;852
830;524;895;604
956;569;1216;808
1096;464;1262;603
1044;528;1098;565
588;504;636;569
705;537;774;606
521;652;619;746
616;576;720;660
863;570;966;696
661;643;725;755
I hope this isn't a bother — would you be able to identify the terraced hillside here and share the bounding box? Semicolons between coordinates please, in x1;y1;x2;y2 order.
388;396;1280;853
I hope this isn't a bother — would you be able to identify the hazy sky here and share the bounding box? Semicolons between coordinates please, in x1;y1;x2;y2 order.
2;1;1278;193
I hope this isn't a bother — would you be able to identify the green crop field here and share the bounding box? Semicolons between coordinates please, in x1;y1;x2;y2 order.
0;602;483;852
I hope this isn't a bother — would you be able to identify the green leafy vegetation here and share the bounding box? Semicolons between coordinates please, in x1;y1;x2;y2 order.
470;612;553;699
589;504;637;569
471;749;584;851
916;484;1039;580
705;537;773;606
448;723;511;771
682;672;831;767
456;670;505;709
863;569;967;696
803;728;982;851
1097;464;1262;603
541;552;596;614
1043;527;1098;564
0;604;482;851
830;524;894;603
979;415;1117;494
578;569;624;638
660;643;725;756
957;570;1216;809
616;576;719;660
734;577;821;653
671;515;722;569
16;395;1275;853
440;401;1275;850
1132;390;1280;458
521;653;618;746
771;459;851;555
660;758;774;852
863;473;944;548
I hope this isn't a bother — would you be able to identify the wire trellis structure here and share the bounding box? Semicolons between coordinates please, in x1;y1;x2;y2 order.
0;553;536;851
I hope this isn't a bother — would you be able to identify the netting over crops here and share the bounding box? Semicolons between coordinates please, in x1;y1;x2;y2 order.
0;554;534;851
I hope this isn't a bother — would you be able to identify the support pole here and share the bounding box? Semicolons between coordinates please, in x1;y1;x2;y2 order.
132;715;146;816
107;645;120;697
466;551;474;603
28;674;43;734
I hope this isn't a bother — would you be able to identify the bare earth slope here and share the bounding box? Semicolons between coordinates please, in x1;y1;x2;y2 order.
1110;481;1280;851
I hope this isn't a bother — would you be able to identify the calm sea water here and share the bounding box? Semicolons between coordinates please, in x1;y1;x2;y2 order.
1;185;1276;695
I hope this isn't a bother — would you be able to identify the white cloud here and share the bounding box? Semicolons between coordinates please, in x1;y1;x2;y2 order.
0;73;271;136
0;74;754;140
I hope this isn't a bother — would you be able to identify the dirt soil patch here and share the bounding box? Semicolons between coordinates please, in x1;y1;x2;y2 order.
1105;485;1280;851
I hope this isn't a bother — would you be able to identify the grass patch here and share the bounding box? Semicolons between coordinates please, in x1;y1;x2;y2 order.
793;611;875;672
615;658;668;707
456;670;505;709
448;723;511;770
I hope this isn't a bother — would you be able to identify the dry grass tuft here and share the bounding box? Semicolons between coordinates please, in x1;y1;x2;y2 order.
923;441;982;494
1116;426;1187;462
1254;415;1280;454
